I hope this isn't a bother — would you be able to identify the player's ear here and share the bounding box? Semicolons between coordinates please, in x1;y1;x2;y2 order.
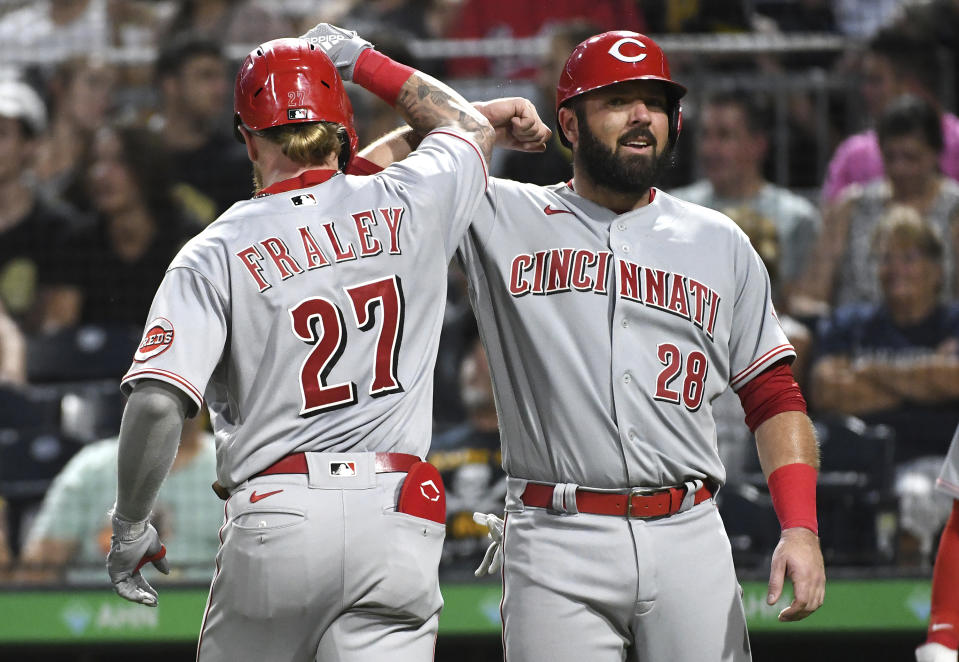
558;106;578;146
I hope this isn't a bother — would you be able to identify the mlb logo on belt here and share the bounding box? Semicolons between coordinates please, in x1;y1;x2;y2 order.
288;108;309;120
330;461;357;476
291;194;316;207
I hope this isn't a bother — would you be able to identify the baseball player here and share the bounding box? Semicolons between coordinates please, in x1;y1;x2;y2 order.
916;426;959;662
363;31;826;661
104;29;548;662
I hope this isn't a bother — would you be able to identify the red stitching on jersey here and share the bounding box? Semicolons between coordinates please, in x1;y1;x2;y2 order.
428;130;489;191
122;368;204;405
729;344;795;388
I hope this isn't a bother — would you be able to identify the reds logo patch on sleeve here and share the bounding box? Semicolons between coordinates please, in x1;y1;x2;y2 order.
134;318;175;362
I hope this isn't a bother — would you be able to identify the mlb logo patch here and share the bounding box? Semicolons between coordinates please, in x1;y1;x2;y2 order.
134;317;175;362
291;193;316;207
330;461;357;476
288;108;309;120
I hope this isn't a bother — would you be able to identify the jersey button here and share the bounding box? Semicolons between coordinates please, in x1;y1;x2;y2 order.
622;245;630;253
617;223;626;231
621;318;630;328
623;373;632;384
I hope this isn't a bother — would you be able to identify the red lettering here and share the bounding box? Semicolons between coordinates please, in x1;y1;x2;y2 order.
324;222;357;262
571;250;595;291
509;255;534;296
379;207;404;254
298;226;330;269
352;210;382;257
236;246;271;292
618;259;641;302
261;237;303;280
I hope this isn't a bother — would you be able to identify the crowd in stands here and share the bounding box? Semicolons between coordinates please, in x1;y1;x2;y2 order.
0;0;958;584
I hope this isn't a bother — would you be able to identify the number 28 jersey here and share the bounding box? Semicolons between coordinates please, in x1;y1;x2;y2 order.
458;182;795;490
122;130;488;489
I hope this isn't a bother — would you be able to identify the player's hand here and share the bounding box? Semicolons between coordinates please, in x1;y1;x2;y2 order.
766;526;825;621
472;98;552;152
915;642;959;662
472;512;505;577
299;23;373;81
106;513;170;607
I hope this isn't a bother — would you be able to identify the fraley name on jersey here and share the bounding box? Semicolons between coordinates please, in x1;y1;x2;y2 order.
234;207;405;292
509;249;721;342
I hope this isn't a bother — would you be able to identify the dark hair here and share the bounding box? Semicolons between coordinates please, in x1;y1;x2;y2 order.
701;89;771;135
98;124;177;216
155;34;224;82
877;94;943;154
867;27;941;98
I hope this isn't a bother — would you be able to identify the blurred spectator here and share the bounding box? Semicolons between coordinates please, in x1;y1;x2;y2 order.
822;28;959;203
670;90;821;305
809;205;959;466
40;124;200;332
0;77;79;334
496;20;598;186
0;300;26;386
642;0;758;33
443;0;645;80
832;0;907;38
893;0;959;114
0;0;112;65
33;56;118;213
308;0;450;78
754;0;838;33
146;36;251;223
711;206;812;482
427;335;506;577
796;94;959;314
159;0;295;45
17;414;221;584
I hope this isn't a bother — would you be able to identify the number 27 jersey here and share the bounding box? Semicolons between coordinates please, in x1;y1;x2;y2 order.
122;131;488;489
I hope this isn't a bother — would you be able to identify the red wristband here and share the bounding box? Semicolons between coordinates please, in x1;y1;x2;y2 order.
767;463;818;535
353;50;415;106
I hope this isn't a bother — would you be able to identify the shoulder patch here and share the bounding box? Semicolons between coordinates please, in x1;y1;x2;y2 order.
134;318;175;362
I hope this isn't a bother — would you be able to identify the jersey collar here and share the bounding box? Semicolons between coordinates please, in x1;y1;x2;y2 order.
254;169;338;197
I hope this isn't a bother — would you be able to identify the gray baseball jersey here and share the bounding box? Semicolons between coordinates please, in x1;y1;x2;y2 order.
458;180;794;490
939;425;959;500
122;130;488;490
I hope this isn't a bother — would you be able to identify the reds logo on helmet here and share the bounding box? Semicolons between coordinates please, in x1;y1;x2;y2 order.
134;318;175;362
555;31;686;148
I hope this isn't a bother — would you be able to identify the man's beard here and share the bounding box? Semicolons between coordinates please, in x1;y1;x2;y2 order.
575;109;673;195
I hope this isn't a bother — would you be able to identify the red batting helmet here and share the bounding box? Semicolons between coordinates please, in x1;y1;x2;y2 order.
234;38;358;169
556;31;686;148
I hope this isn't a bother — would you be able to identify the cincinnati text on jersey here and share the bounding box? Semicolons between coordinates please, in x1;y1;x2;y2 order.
508;249;721;341
235;207;405;292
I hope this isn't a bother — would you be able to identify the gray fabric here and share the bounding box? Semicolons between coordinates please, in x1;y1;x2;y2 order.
115;381;191;522
197;470;444;662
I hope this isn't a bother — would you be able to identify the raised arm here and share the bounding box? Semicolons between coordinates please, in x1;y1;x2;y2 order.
302;24;495;161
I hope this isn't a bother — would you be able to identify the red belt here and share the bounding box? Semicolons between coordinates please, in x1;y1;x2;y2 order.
254;452;421;479
521;482;713;519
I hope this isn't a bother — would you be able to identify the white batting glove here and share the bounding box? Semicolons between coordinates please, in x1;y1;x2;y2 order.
916;642;958;662
299;23;373;81
106;512;170;607
472;512;505;577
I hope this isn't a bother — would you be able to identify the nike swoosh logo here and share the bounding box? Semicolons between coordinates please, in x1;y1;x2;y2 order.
544;205;573;215
931;623;954;631
250;489;284;503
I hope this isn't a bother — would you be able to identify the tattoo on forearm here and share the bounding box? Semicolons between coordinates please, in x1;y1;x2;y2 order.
398;77;492;153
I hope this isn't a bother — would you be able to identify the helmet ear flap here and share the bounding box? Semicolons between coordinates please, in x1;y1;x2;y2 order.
671;102;683;148
233;113;246;144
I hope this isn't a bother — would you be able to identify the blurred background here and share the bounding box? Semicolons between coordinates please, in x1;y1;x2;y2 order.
0;0;957;659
